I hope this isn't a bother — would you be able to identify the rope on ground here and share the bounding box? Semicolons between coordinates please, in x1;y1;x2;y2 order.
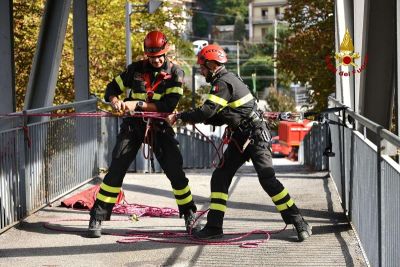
43;203;287;248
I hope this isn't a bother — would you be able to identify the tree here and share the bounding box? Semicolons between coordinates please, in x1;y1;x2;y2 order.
265;89;296;112
176;84;210;112
13;1;45;110
233;14;246;41
241;24;291;92
240;56;274;93
276;0;335;112
13;0;194;110
212;0;248;25
192;12;209;38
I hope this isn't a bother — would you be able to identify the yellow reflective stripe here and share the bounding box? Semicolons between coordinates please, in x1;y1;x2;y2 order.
207;94;228;107
152;93;162;100
100;183;121;194
271;188;288;202
115;76;126;91
176;195;193;205
210;203;227;212
96;193;118;204
173;186;190;195
217;106;226;113
210;192;228;201
132;93;146;100
228;93;253;108
275;198;295;211
165;87;183;95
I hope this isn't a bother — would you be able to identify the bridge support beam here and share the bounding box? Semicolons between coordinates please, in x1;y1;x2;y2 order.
24;0;72;122
362;0;396;129
0;0;15;130
73;0;90;104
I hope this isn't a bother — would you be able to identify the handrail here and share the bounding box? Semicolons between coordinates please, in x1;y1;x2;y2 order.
328;96;400;147
3;98;98;117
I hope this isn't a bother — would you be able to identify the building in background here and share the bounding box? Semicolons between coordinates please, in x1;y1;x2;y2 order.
248;0;287;43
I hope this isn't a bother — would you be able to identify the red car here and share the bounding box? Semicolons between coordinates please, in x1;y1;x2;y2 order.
271;136;290;157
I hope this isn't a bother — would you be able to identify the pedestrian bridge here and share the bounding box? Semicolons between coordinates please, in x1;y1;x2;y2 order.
1;96;399;266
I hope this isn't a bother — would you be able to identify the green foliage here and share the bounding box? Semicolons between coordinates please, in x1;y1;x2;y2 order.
13;1;45;110
233;14;246;41
240;24;290;92
265;90;296;112
243;24;289;57
276;0;335;112
212;0;248;25
240;56;273;92
13;0;194;110
176;83;210;112
192;13;209;37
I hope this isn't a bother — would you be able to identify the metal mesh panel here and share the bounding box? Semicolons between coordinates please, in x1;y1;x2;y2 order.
350;133;379;266
0;129;25;230
25;116;98;210
382;158;400;266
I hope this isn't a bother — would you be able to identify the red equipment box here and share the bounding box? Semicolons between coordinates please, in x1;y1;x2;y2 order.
278;120;312;147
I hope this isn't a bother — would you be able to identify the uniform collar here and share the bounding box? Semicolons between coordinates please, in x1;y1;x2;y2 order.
210;66;228;84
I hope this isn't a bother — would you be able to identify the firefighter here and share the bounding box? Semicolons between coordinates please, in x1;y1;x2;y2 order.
87;30;197;238
166;44;312;241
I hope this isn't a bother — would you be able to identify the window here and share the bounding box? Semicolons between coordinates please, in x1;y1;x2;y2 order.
261;9;268;18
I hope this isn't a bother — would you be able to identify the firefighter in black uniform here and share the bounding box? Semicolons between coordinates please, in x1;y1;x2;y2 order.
88;31;197;238
166;44;312;241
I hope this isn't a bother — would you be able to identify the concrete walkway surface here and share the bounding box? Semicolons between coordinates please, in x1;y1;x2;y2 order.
0;159;368;267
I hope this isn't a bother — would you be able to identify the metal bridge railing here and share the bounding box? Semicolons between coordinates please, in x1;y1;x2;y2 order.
302;97;400;267
0;100;219;233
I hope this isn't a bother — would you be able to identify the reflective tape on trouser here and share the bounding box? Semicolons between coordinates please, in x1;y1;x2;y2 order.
96;182;121;204
173;185;193;206
210;192;228;212
271;188;295;211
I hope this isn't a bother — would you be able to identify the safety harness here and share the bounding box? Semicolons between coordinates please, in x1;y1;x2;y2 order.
142;67;173;171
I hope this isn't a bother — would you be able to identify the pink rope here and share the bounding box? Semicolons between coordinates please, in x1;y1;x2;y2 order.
0;111;170;120
43;204;287;248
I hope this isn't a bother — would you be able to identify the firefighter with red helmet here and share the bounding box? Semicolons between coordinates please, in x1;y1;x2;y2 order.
87;30;198;238
166;44;312;241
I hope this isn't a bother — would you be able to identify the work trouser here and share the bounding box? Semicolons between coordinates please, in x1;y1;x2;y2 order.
90;118;197;220
206;121;300;228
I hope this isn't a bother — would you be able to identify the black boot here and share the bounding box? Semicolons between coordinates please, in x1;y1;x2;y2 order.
87;216;102;238
193;226;223;240
292;215;312;242
183;210;200;234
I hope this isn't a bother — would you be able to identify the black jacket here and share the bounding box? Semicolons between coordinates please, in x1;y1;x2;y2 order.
104;58;184;113
180;67;256;128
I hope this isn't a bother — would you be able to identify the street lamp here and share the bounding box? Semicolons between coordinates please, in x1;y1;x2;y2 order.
273;19;278;90
125;0;162;66
273;18;288;91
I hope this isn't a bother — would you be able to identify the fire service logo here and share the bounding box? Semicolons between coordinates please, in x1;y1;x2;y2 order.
326;29;367;77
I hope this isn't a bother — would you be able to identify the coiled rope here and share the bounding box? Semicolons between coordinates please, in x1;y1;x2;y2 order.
44;202;287;248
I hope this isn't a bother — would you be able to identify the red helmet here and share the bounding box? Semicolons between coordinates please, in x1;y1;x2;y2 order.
144;31;169;56
197;44;228;65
